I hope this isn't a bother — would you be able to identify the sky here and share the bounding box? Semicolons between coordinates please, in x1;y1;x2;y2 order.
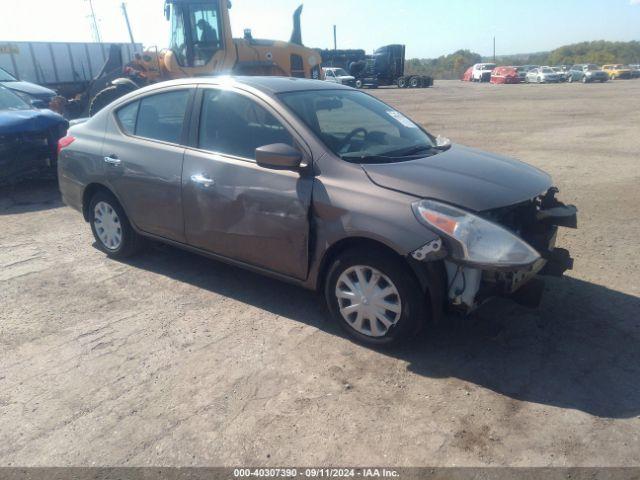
0;0;639;58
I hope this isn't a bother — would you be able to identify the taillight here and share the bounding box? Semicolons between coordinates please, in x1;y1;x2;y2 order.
58;136;75;155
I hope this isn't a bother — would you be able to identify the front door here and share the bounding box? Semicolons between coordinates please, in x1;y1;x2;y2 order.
102;87;193;242
182;87;313;280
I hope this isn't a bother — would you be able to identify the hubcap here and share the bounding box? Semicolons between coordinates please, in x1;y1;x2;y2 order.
335;265;402;338
93;201;122;250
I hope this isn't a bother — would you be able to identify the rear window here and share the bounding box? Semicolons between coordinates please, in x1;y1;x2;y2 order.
116;101;139;135
124;90;190;144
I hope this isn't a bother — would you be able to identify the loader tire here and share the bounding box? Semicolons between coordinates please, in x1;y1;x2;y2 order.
89;86;133;117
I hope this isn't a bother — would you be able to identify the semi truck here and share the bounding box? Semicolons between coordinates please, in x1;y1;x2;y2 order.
320;44;433;89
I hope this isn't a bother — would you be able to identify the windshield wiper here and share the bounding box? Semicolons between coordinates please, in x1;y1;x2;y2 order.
380;144;436;157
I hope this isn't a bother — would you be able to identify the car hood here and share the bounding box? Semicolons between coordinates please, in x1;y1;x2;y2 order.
337;76;356;81
0;108;67;135
361;144;552;212
1;80;56;97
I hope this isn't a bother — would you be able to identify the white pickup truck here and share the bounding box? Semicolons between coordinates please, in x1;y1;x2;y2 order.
472;63;497;82
322;67;356;87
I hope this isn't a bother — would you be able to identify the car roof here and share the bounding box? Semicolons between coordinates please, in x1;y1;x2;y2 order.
146;76;353;95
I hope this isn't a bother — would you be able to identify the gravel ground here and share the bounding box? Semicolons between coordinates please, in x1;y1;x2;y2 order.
1;79;639;467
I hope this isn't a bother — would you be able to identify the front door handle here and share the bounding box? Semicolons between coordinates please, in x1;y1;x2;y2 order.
191;173;215;188
104;155;122;166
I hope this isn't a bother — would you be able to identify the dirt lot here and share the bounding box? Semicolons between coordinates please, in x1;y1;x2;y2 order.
1;80;639;467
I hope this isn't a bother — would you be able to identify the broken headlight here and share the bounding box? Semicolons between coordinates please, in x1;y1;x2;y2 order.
412;200;541;268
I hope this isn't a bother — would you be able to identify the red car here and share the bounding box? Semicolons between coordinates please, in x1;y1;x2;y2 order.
491;66;521;84
461;67;473;82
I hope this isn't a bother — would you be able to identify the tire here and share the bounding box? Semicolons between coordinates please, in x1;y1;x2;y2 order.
582;76;588;84
89;85;133;116
355;79;364;89
538;77;543;83
568;75;573;83
324;248;427;347
409;76;420;88
89;191;142;258
397;77;407;88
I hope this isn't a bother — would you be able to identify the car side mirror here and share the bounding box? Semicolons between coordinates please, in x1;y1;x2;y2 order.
256;143;303;170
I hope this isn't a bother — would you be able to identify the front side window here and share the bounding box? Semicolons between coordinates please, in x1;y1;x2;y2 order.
169;3;222;67
134;90;190;144
280;90;436;163
190;4;222;66
169;5;188;66
199;89;293;159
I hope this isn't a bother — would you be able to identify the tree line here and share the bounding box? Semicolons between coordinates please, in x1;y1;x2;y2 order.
406;41;640;80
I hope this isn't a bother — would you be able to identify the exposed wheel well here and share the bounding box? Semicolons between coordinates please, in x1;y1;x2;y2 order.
82;183;115;221
317;237;414;293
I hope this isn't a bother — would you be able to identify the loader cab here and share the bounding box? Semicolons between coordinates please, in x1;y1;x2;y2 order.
166;0;227;67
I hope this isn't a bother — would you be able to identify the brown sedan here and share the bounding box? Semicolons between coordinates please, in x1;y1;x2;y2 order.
58;77;577;346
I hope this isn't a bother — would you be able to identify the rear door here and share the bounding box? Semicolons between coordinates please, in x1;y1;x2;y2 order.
181;86;313;280
103;86;194;242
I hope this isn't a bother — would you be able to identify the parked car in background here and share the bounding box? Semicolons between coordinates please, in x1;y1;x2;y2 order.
461;67;474;82
0;67;57;108
57;76;577;347
0;85;68;184
490;66;521;84
471;63;496;82
567;64;609;83
322;68;356;87
549;67;568;82
602;64;633;80
516;66;536;81
629;65;640;79
525;67;561;83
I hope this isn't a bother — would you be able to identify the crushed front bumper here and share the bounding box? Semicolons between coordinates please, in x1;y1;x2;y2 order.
438;188;577;313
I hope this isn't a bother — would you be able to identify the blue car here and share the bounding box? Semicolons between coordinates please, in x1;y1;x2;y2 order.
0;85;68;184
0;67;57;108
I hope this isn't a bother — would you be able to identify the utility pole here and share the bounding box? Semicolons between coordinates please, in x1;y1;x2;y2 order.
87;0;102;43
333;25;337;51
121;2;135;45
493;36;496;63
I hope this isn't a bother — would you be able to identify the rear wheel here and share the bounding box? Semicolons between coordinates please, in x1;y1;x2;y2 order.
89;191;142;258
397;77;407;88
324;249;426;347
409;76;421;88
355;79;364;89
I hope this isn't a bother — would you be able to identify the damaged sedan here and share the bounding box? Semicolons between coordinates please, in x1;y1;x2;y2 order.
58;77;576;346
1;85;68;184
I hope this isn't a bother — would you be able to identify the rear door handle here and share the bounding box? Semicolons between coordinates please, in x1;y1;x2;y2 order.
104;155;122;166
191;174;215;188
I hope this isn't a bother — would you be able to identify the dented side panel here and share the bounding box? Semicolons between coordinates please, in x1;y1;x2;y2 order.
182;148;313;281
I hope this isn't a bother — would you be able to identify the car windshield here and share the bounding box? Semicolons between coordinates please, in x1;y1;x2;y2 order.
279;90;437;163
542;68;554;74
586;65;599;71
0;86;30;110
482;64;496;70
0;68;17;82
334;68;349;76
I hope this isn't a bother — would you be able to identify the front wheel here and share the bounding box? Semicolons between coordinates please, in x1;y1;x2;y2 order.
89;191;143;258
355;79;364;89
324;249;427;347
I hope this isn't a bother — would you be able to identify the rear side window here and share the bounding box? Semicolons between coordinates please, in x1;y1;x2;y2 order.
116;101;139;135
198;89;293;159
134;90;190;144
